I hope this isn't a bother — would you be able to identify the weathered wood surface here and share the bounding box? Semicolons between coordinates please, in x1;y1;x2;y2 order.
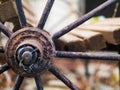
79;25;120;45
70;29;106;50
54;18;120;51
0;0;17;22
54;33;86;52
0;0;21;31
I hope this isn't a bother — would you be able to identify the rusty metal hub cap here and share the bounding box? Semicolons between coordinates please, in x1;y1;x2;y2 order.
5;27;55;77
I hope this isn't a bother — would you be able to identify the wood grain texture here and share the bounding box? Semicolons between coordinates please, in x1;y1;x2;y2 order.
70;29;106;50
79;24;120;45
54;33;86;52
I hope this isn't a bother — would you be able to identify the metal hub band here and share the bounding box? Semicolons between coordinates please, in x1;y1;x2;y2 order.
5;27;55;77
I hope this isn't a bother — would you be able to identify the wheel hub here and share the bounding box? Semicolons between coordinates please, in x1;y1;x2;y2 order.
5;27;55;77
16;45;38;65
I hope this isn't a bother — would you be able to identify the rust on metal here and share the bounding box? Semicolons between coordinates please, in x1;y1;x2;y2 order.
0;0;119;90
5;27;55;77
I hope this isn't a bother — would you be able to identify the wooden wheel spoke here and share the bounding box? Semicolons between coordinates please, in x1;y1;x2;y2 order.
15;0;27;27
55;51;120;61
0;64;10;74
49;66;80;90
38;0;55;29
13;76;24;90
52;0;116;39
35;77;43;90
0;46;4;53
0;22;12;38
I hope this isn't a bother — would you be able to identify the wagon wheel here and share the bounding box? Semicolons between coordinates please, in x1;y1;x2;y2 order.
0;0;120;90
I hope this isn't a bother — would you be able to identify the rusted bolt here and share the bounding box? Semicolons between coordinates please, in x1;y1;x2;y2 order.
22;51;33;64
